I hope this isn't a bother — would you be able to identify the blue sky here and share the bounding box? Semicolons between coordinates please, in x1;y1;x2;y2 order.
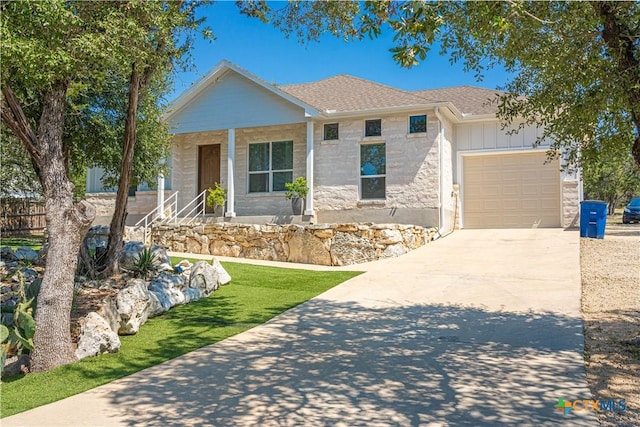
169;1;511;101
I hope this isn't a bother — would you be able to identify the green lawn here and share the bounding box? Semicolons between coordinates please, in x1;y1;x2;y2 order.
0;236;44;252
0;261;361;418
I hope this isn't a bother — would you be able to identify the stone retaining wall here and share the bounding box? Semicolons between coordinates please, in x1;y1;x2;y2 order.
151;223;437;266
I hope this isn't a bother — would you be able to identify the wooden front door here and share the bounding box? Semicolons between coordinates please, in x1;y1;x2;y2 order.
198;144;221;213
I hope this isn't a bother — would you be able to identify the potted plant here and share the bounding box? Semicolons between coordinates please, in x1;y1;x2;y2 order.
206;183;227;216
284;176;309;215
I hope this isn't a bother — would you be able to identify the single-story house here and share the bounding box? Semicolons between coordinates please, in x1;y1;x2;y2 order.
86;60;581;229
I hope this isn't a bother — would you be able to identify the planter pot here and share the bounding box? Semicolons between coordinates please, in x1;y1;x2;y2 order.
291;198;304;215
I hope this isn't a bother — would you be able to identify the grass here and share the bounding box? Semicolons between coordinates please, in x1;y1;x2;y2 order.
0;261;362;418
0;236;44;251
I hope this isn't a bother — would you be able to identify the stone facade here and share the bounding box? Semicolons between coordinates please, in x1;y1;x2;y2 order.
85;191;174;225
151;222;437;266
562;180;581;228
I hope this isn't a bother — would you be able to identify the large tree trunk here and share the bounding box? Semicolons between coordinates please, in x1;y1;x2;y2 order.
2;82;96;372
100;65;142;277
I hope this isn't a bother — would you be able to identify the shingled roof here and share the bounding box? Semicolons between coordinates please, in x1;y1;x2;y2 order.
413;86;505;116
280;75;431;114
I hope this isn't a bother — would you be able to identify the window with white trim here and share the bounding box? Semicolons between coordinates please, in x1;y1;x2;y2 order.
360;142;386;199
248;140;293;193
409;114;427;133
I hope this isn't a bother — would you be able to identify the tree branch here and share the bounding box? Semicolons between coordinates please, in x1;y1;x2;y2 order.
1;84;41;167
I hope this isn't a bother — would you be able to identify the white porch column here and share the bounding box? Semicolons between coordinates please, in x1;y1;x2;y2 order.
225;128;236;217
304;120;315;216
157;174;165;219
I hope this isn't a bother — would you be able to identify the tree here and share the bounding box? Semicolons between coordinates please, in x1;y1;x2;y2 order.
239;1;640;169
0;1;207;372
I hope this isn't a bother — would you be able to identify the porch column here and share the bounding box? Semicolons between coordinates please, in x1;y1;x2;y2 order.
157;173;165;219
304;120;315;215
225;128;236;217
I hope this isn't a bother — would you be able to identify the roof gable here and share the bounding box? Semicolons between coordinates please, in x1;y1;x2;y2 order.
165;61;320;133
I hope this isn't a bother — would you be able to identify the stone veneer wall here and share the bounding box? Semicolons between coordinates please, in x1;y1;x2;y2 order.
562;180;580;228
151;223;437;266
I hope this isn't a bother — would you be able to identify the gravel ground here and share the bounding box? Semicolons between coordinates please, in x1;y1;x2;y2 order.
581;220;640;426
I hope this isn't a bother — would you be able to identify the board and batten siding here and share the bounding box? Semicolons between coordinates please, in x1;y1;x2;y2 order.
168;71;307;134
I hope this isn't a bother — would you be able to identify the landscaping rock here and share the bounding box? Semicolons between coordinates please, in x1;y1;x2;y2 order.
119;241;145;268
189;261;219;295
182;287;201;303
0;247;17;262
15;246;39;263
150;245;171;267
149;272;186;308
75;312;121;359
212;257;231;285
116;279;150;335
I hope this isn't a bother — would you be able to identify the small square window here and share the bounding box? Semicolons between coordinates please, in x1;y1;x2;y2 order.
365;119;382;137
324;123;339;140
409;115;427;133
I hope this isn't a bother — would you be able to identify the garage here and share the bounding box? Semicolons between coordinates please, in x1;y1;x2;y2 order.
462;152;561;228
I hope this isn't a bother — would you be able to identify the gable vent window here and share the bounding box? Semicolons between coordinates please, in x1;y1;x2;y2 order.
409;114;427;134
324;123;339;140
365;119;382;137
248;141;293;193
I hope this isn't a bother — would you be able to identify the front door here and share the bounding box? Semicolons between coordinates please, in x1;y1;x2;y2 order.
198;144;221;213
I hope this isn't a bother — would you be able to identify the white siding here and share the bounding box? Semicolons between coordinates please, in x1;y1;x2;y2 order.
168;72;307;134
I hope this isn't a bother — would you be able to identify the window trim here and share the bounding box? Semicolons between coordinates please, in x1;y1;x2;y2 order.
247;140;293;194
364;118;382;137
359;141;386;200
409;114;427;134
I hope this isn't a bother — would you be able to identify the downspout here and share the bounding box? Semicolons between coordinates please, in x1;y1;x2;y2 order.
434;107;454;238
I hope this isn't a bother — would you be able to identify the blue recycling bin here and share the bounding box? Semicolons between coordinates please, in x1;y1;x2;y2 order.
580;200;608;239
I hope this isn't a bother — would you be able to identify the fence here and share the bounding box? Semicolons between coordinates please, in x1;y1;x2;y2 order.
0;197;46;235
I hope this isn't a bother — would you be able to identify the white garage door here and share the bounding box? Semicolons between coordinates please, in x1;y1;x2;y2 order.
463;152;561;228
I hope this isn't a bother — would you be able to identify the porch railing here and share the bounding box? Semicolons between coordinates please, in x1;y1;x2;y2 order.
134;191;179;243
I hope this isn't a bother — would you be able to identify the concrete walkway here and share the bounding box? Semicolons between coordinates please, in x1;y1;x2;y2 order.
3;229;597;426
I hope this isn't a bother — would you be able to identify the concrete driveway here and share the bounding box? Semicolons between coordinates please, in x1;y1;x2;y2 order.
3;229;597;426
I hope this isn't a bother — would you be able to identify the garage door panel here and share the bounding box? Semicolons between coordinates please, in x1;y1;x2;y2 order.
463;152;560;228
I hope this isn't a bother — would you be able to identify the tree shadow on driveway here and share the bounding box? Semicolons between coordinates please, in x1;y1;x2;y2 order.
102;299;598;427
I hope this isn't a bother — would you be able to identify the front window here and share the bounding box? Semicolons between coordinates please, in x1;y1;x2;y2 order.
324;123;339;140
360;143;386;199
248;140;293;193
409;114;427;133
365;119;382;137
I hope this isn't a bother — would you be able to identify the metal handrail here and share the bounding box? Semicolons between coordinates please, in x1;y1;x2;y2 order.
165;189;208;225
134;191;179;243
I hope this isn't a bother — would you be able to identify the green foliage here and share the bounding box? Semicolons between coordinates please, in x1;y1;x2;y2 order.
284;176;309;200
582;146;640;212
206;182;227;209
239;1;640;169
123;248;159;280
1;261;361;416
1;271;37;372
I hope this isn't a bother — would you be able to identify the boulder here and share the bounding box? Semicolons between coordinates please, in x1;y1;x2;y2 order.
15;246;39;263
14;268;38;284
149;272;186;308
182;287;202;303
75;312;121;359
189;261;219;296
118;241;145;268
0;247;17;262
85;225;110;250
116;279;150;335
150;245;171;267
212;257;231;286
147;290;171;316
382;243;409;258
